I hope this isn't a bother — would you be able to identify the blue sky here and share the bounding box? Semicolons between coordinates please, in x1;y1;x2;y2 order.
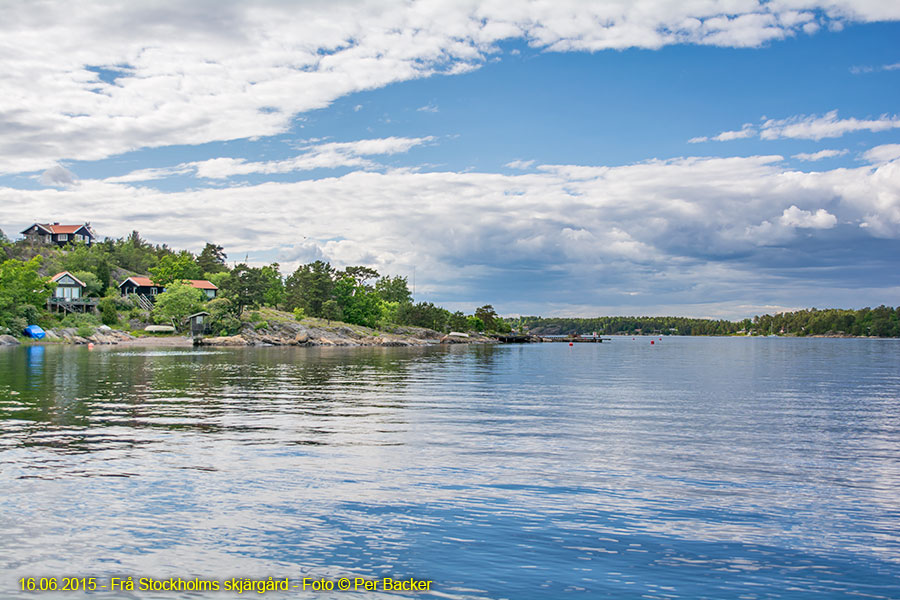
1;1;899;319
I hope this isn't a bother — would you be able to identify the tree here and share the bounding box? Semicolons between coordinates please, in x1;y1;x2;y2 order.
221;263;266;315
260;263;285;308
152;282;206;329
333;276;382;328
72;271;103;297
342;266;380;288
0;228;10;246
197;243;228;274
99;297;119;326
0;256;55;330
149;251;201;286
321;299;342;322
475;305;499;331
375;275;412;304
285;261;335;317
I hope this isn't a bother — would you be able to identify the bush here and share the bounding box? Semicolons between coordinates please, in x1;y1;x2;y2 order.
99;298;119;326
19;304;42;326
208;297;241;336
60;312;101;328
254;321;269;330
9;316;27;336
292;307;305;321
128;307;143;320
248;311;263;323
76;325;95;338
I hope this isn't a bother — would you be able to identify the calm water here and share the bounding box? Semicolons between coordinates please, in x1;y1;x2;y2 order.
1;338;899;599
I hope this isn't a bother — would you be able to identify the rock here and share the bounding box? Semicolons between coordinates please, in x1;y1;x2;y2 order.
0;334;19;346
294;333;309;344
145;325;176;333
197;335;249;346
43;330;60;340
98;325;112;332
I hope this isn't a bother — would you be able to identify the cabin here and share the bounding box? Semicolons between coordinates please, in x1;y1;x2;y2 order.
21;223;95;247
50;271;86;300
119;276;218;300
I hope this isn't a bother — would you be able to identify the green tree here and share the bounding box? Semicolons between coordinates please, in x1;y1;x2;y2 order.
98;297;119;326
0;256;55;330
152;282;206;329
285;261;335;317
207;297;242;335
72;271;103;297
475;305;499;331
197;243;228;274
321;299;342;322
260;263;285;308
342;266;380;288
0;228;9;246
333;276;382;328
375;275;412;304
221;263;266;315
149;251;201;286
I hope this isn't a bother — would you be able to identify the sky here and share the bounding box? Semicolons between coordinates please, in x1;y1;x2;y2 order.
1;0;899;319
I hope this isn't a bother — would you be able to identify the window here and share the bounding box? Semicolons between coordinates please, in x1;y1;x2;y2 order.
74;234;83;241
57;234;68;241
206;289;216;298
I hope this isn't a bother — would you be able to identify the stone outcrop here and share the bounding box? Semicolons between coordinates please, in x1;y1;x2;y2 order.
0;334;19;346
197;318;494;347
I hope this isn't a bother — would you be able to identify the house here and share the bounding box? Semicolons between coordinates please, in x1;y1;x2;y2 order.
21;223;95;247
119;276;218;299
50;271;86;300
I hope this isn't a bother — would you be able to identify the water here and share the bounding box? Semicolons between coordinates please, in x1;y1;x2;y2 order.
1;338;899;599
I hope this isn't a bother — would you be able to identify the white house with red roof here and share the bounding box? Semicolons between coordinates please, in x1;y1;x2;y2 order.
119;276;218;299
21;222;95;247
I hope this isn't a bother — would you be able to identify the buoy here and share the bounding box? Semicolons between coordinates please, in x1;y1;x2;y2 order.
569;342;573;346
659;337;662;341
88;342;94;350
650;340;654;345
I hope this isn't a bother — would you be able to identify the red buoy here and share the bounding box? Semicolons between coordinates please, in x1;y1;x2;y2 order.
650;340;655;345
569;342;574;346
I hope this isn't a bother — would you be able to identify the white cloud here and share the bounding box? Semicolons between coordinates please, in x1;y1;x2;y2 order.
862;144;900;164
505;159;535;169
416;104;439;113
760;110;900;140
695;110;900;143
851;62;900;74
106;136;433;181
1;1;898;175
792;149;848;161
4;150;899;315
778;205;837;228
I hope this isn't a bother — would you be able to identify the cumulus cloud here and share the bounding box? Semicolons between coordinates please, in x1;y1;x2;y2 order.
792;149;848;161
1;0;898;174
779;205;838;228
4;151;899;317
862;144;900;164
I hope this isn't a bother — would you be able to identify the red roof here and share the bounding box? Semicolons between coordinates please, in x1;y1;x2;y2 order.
51;271;86;287
120;276;217;290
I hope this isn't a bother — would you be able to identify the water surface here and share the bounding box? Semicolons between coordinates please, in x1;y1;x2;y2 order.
1;338;899;598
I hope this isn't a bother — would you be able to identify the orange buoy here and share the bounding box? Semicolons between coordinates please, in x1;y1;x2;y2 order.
88;342;94;350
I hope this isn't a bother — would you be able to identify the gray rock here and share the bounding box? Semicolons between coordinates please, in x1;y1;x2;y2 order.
0;334;20;346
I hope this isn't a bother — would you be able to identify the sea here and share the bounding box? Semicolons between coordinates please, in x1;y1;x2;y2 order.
1;337;898;599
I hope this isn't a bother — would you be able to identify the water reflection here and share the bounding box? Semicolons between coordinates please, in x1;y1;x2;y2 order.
0;340;899;599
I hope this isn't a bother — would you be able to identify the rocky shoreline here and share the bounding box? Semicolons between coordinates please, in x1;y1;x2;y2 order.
0;319;496;348
197;318;495;347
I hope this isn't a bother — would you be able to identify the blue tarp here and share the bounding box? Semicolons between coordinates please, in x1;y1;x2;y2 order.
22;325;45;339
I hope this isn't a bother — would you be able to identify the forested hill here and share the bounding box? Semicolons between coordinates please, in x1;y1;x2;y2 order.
512;306;900;337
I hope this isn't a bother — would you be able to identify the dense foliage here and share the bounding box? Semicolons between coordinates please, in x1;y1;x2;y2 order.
513;307;900;337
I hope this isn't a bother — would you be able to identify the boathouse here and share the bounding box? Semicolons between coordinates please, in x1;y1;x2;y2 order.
21;223;95;247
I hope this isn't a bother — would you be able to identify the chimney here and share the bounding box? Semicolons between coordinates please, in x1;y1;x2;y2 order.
53;222;59;225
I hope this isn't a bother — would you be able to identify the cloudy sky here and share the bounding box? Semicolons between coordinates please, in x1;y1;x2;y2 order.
1;0;899;319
